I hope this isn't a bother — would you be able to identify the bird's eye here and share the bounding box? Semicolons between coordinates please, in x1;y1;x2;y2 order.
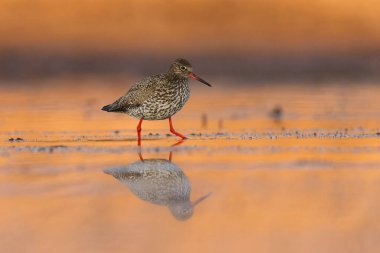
180;66;187;71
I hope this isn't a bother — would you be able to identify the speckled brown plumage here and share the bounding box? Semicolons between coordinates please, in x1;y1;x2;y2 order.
103;73;190;120
101;58;211;145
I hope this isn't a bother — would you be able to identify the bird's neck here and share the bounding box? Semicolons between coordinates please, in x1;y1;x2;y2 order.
167;73;188;86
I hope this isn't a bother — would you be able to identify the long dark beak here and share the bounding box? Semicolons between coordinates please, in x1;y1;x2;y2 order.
191;192;212;207
189;72;212;87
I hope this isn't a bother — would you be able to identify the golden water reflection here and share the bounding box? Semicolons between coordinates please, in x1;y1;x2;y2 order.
104;151;211;221
1;82;380;253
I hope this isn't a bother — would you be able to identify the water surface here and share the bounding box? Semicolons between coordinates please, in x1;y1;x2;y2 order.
1;80;380;253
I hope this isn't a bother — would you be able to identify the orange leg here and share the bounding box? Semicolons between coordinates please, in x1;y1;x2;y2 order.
137;145;144;161
168;117;187;139
169;151;173;161
137;118;143;146
171;139;186;147
138;152;144;161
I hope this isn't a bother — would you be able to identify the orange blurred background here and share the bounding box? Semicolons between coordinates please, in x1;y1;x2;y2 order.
1;2;380;252
1;0;380;81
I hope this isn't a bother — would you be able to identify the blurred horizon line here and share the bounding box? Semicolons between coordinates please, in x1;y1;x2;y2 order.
1;49;379;83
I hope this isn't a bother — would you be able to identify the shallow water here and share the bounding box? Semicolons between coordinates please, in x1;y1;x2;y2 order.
1;79;380;253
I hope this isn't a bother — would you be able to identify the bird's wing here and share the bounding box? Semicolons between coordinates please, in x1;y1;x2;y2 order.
105;74;164;112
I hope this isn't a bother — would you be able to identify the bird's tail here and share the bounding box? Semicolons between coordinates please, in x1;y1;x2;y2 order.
101;104;112;112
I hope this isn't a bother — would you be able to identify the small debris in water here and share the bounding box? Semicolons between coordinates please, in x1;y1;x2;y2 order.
201;113;208;129
8;137;24;142
47;145;68;153
269;105;283;122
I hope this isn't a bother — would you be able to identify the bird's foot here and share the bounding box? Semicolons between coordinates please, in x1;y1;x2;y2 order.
171;139;186;147
170;129;187;140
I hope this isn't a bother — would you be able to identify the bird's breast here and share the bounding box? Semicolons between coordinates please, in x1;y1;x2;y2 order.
138;81;190;120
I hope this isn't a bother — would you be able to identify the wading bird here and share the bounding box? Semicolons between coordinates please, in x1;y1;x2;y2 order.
101;58;211;145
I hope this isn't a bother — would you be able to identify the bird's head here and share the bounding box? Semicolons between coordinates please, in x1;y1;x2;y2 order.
169;58;211;87
169;202;194;221
168;192;212;221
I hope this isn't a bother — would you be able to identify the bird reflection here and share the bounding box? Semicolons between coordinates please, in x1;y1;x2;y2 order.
104;150;211;221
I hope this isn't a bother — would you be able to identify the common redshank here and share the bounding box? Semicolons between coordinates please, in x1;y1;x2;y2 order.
104;152;212;221
101;58;211;145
